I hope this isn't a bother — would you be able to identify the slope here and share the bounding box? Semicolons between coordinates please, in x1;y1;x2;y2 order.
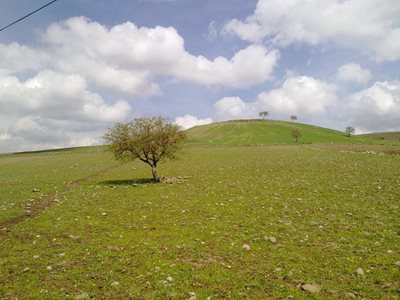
185;119;364;146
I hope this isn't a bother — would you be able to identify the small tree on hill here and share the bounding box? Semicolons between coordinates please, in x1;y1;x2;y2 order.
259;111;269;119
103;117;187;182
290;115;298;122
345;126;355;137
291;129;302;143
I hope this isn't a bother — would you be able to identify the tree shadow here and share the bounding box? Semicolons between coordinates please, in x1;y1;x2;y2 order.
99;178;157;186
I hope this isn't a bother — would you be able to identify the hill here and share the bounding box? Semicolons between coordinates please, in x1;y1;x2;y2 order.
185;119;364;146
359;131;400;144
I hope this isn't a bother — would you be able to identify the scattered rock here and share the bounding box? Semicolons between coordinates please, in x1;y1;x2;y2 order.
22;267;30;272
101;212;107;216
110;281;119;286
346;292;356;298
264;236;277;243
301;283;321;293
242;244;251;250
394;261;400;267
387;250;393;254
166;276;174;283
355;268;364;276
46;266;53;271
75;292;91;300
188;292;197;300
32;189;40;193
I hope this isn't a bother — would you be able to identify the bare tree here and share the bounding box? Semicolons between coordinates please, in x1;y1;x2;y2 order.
259;111;269;119
291;129;302;143
345;126;355;137
104;117;187;182
290;115;298;122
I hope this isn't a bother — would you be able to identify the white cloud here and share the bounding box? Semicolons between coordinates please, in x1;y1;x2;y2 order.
344;81;400;132
0;71;132;152
0;43;46;74
225;0;400;61
40;17;279;91
337;63;372;85
175;114;213;129
214;76;337;123
172;45;279;88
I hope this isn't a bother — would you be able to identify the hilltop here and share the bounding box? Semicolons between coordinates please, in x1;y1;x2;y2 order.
185;119;364;146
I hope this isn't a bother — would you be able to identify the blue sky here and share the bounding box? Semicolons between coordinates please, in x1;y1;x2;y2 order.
0;0;399;152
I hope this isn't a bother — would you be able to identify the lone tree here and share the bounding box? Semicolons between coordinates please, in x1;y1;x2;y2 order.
290;115;298;122
291;129;302;143
103;117;187;182
259;111;269;119
345;126;355;137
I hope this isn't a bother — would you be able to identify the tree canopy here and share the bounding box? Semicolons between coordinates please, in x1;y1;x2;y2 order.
103;117;187;181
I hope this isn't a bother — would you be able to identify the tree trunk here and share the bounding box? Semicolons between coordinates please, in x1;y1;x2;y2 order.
151;165;160;182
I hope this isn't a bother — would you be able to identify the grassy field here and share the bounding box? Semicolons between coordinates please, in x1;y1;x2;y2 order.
185;120;366;146
0;122;399;299
359;132;400;145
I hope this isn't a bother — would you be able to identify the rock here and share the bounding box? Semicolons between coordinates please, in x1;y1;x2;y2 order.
346;292;356;298
242;244;251;250
387;250;393;254
301;283;321;293
22;267;30;272
46;266;53;271
75;292;91;300
188;292;197;300
110;281;119;286
101;212;107;216
32;189;40;193
166;276;174;283
264;236;277;243
355;268;364;276
394;261;400;267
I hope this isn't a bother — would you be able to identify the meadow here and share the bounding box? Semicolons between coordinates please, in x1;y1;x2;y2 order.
0;121;399;299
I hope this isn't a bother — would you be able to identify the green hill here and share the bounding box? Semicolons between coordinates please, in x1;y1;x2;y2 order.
359;131;400;144
185;119;364;146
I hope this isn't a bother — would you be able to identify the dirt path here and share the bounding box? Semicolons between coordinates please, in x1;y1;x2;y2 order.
0;163;123;234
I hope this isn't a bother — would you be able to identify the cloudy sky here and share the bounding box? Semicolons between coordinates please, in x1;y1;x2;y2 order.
0;0;399;152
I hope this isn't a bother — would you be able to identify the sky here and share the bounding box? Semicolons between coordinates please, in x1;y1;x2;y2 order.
0;0;399;153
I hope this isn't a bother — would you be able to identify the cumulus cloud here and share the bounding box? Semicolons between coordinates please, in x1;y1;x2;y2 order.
337;63;372;85
214;76;337;123
344;81;400;132
0;71;131;153
224;0;400;61
41;17;279;91
175;114;213;129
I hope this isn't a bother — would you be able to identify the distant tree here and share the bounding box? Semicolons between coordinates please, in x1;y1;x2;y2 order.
345;126;355;137
103;117;187;182
290;115;298;122
291;129;302;143
259;111;269;119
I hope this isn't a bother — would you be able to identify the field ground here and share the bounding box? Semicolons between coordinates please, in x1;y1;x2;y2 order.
0;143;399;299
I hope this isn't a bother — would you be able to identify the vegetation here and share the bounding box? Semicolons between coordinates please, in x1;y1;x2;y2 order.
291;129;302;143
290;115;298;122
259;111;269;119
1;120;399;299
345;126;355;137
359;131;400;144
186;120;365;146
103;117;186;182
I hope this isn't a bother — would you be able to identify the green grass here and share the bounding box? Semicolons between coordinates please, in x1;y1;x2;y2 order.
1;143;399;299
185;119;366;146
359;132;400;145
